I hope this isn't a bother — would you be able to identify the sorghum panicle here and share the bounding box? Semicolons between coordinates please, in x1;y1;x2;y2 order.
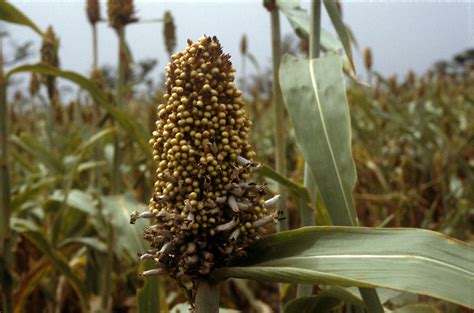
107;0;137;31
86;0;101;26
163;11;176;57
133;36;278;286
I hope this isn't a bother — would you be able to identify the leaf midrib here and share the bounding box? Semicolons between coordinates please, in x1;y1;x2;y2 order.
256;254;474;276
309;58;354;225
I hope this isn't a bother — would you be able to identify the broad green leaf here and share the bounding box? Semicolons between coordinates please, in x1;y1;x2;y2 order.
6;63;152;159
214;227;473;308
101;193;148;258
49;189;97;216
0;1;43;35
279;53;357;226
137;260;161;313
283;295;341;313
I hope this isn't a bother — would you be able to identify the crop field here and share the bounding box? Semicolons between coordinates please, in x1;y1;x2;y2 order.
0;1;473;313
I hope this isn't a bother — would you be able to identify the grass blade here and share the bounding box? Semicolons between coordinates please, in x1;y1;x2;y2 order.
6;63;152;159
214;227;473;308
280;53;357;226
0;1;43;36
322;0;355;71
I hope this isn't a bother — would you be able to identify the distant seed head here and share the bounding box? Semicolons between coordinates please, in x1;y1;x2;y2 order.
107;0;137;31
163;11;176;56
364;47;372;71
41;26;59;68
29;73;40;97
240;34;247;56
86;0;101;25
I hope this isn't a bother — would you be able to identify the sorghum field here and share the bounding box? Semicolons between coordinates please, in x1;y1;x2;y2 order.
0;1;473;313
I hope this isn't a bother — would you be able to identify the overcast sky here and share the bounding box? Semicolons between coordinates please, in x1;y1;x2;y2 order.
5;0;474;93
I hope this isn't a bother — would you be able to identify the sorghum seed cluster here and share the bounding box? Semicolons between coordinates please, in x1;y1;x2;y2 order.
132;36;279;284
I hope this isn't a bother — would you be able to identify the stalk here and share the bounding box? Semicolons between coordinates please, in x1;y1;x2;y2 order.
297;0;321;297
195;280;220;313
269;0;288;232
268;3;289;310
101;224;113;312
112;26;126;194
92;24;98;69
0;35;13;313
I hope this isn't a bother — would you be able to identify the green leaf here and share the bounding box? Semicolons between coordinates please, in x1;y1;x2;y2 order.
49;189;97;216
137;260;161;313
393;304;441;313
279;53;357;226
276;0;342;54
10;134;65;174
322;0;354;71
213;227;474;308
0;1;43;35
101;193;148;258
59;237;107;253
256;164;308;198
276;0;358;79
6;63;152;159
283;295;341;313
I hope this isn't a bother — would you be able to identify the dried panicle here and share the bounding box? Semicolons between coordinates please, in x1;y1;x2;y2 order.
134;36;279;290
41;26;59;68
29;72;40;97
240;34;247;56
90;67;108;90
107;0;137;31
364;47;372;71
40;26;60;103
86;0;101;25
163;11;176;56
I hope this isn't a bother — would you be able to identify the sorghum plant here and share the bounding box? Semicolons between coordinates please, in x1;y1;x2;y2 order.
132;35;279;302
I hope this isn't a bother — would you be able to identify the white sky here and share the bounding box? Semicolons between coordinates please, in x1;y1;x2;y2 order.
4;0;474;94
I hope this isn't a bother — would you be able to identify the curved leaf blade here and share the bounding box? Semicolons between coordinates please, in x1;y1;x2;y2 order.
6;63;152;159
279;53;357;226
214;227;474;308
0;1;43;36
276;0;342;54
323;0;355;71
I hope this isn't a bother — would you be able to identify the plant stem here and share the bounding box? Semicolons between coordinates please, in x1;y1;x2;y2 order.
297;0;322;298
195;280;220;313
92;24;98;69
112;26;126;194
0;36;13;313
101;223;113;312
269;0;288;233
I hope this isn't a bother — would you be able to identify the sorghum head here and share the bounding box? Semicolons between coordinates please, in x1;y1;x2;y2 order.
134;36;278;289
